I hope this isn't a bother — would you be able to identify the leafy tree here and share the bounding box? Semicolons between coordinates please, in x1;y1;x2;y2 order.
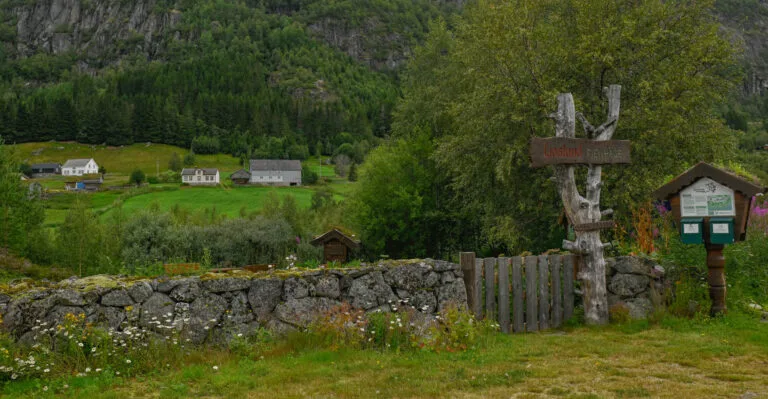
302;164;318;184
129;168;146;186
168;152;182;172
183;150;196;167
394;1;739;252
0;138;44;254
348;162;358;182
56;198;102;276
334;154;351;177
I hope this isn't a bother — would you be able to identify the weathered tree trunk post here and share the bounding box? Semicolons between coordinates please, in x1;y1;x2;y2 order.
551;85;622;325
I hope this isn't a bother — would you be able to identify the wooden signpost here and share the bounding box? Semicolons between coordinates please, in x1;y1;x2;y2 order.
530;84;628;325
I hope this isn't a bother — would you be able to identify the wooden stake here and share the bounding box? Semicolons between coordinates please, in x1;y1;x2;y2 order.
706;243;727;316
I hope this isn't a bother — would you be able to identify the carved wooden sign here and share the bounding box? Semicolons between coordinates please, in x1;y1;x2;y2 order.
529;137;631;168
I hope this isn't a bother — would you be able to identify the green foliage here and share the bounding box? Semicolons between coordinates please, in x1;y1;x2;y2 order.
168;152;182;172
128;168;146;185
301;164;318;184
392;0;739;253
183;150;196;167
347;162;357;182
0;138;45;255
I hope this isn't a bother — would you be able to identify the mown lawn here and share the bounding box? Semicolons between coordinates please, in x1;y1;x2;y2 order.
101;185;323;219
5;314;767;398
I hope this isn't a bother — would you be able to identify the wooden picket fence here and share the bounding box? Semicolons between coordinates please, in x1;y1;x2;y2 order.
460;252;576;333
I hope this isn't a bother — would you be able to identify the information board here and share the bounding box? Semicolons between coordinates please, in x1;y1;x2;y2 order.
680;177;736;217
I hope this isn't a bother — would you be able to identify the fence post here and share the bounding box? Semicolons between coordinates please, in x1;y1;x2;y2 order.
498;257;510;334
550;255;563;328
538;255;550;330
564;254;575;322
460;252;481;319
525;256;538;332
512;256;524;333
484;258;496;321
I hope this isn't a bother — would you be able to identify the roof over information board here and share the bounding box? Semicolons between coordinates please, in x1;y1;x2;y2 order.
653;162;765;200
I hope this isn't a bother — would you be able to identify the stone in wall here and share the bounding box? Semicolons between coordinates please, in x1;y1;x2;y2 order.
606;257;667;319
0;259;467;346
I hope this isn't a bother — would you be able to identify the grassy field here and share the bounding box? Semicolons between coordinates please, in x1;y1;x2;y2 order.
3;314;767;398
13;142;242;176
14;142;357;226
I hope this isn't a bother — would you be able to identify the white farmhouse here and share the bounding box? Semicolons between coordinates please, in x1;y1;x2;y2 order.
181;168;220;185
62;159;99;176
249;160;302;186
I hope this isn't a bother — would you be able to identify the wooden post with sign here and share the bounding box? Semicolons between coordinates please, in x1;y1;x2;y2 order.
530;84;628;325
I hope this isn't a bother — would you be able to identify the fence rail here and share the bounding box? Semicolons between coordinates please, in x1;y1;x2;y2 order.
460;252;576;333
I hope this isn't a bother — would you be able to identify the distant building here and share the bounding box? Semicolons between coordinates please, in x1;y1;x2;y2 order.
310;229;361;263
230;169;251;185
182;168;220;185
249;160;301;186
62;159;99;176
65;176;103;192
30;163;61;177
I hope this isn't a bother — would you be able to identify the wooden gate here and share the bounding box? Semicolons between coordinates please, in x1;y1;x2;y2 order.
460;252;575;333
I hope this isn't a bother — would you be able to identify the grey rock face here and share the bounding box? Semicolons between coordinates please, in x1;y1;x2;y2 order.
169;280;201;303
202;277;250;293
274;297;341;328
312;276;340;299
248;278;283;321
128;282;153;303
186;293;228;344
612;257;653;275
87;306;126;329
609;274;650;298
411;290;437;314
283;277;310;300
348;271;397;310
437;280;468;311
384;264;430;292
139;293;175;330
625;298;654;319
227;291;253;324
101;289;134;307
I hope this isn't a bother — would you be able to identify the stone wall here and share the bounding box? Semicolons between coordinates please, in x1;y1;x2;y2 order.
0;260;467;345
606;256;667;319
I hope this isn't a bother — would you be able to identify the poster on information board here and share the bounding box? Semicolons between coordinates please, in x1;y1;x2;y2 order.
680;177;735;217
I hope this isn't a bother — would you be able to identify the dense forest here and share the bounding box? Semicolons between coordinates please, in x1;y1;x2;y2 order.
0;0;457;160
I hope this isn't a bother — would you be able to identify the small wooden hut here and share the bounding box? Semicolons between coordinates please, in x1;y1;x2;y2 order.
230;169;251;185
310;229;361;263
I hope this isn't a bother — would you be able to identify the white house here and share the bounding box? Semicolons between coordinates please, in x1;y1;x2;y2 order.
249;160;302;186
181;168;220;185
62;159;99;176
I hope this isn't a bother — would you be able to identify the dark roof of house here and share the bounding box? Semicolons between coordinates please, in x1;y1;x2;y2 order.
653;162;765;200
31;163;61;169
181;168;219;176
250;159;301;172
230;169;251;179
310;229;361;250
81;179;103;184
63;159;94;168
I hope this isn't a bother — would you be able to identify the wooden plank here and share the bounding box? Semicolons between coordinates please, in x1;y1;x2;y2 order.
563;255;575;322
497;257;510;334
525;256;538;332
460;252;478;318
538;255;550;330
512;256;524;333
530;137;631;167
484;258;496;321
550;255;563;328
474;258;483;320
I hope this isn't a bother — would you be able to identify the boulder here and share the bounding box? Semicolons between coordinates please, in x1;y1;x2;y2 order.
437;280;468;311
625;297;653;319
383;263;430;292
169;280;201;303
248;278;283;321
441;272;455;284
412;290;437;314
274;297;342;328
87;306;126;329
139;293;175;330
347;271;397;310
202;277;250;293
128;281;153;303
612;257;653;275
433;260;459;272
312;276;340;299
101;289;134;307
45;305;85;326
283;277;310;300
227;291;253;324
609;274;650;298
186;293;228;344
